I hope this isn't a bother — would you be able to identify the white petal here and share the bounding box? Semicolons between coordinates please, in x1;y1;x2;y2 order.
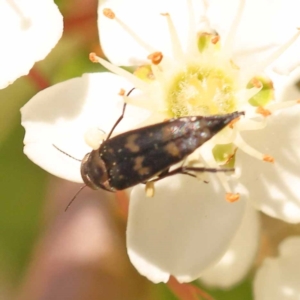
0;0;63;89
127;174;247;283
254;237;300;300
272;38;300;75
98;0;205;65
237;104;300;223
199;204;260;288
207;0;300;70
21;72;150;182
274;65;300;101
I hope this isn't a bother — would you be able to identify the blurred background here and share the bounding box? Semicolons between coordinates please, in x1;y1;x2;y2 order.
1;1;300;299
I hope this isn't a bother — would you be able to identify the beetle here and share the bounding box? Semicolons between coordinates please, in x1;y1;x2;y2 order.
80;98;243;192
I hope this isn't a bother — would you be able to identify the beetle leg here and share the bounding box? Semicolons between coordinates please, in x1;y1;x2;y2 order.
148;166;234;182
183;166;234;173
158;168;171;177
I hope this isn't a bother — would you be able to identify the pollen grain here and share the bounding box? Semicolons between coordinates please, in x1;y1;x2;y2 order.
145;181;155;197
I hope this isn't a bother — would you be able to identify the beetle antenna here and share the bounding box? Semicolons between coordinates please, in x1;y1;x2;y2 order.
106;87;136;140
52;144;82;162
65;185;87;211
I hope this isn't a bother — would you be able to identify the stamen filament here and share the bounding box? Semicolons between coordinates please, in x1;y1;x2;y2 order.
162;13;184;61
234;133;264;160
223;0;246;57
236;119;267;131
89;53;148;90
262;29;300;69
124;88;167;113
106;12;155;53
243;29;300;84
186;0;200;55
7;0;31;29
151;64;165;82
267;100;299;113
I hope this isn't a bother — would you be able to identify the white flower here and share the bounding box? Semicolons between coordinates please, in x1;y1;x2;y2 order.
0;0;63;89
21;0;300;284
199;203;260;288
254;236;300;300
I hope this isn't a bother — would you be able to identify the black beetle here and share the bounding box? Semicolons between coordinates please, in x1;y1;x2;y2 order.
80;101;243;192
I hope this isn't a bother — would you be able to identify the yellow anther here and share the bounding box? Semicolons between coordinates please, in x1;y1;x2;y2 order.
119;88;125;96
89;52;98;63
251;77;262;88
256;106;271;117
263;155;274;163
226;193;240;203
147;52;163;65
211;35;220;44
103;8;115;19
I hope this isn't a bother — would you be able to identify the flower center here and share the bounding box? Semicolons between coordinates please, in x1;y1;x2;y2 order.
98;2;300;198
167;65;237;118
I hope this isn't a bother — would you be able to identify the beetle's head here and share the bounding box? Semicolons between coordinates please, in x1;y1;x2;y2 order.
80;150;113;192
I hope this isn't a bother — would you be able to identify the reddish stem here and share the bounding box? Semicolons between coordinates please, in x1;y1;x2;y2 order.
167;276;215;300
28;67;50;90
64;11;96;32
115;191;129;221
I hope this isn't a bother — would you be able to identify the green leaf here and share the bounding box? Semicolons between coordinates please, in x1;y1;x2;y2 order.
0;123;47;283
